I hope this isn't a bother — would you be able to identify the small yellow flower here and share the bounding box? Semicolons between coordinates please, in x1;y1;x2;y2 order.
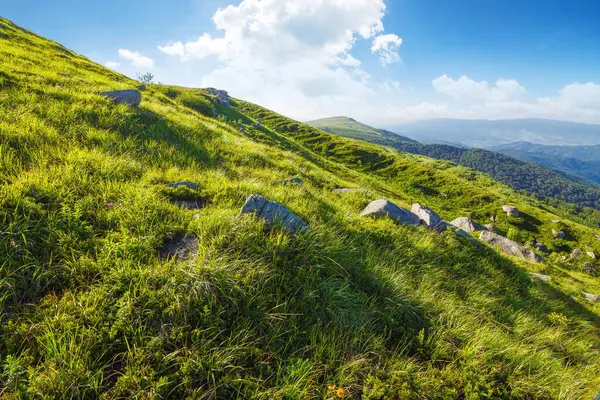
336;387;345;398
328;385;336;392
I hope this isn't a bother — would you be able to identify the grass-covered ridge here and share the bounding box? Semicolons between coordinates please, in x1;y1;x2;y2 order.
1;17;600;399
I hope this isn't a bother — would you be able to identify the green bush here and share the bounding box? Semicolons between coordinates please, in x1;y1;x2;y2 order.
179;92;215;117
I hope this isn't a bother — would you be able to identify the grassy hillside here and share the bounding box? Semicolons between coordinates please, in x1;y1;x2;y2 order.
2;17;600;399
307;116;417;144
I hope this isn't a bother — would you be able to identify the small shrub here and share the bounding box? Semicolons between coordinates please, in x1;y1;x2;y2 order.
179;92;215;117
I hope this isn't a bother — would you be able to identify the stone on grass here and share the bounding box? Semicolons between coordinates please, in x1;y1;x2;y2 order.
530;272;552;282
571;248;582;260
206;88;232;107
411;203;442;228
595;234;600;241
502;205;519;217
450;217;487;233
533;242;549;253
172;199;203;210
552;229;565;239
582;262;597;276
274;177;303;186
99;89;141;107
583;292;600;302
552;220;561;224
333;188;368;194
485;223;497;232
360;200;420;226
161;233;198;261
166;181;199;190
240;194;308;234
479;231;545;264
433;220;475;242
587;251;597;260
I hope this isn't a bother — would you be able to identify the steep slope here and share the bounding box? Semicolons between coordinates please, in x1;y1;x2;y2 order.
2;18;600;399
311;117;600;214
307;116;417;143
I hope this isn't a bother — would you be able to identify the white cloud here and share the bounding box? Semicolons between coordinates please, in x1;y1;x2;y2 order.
158;0;402;121
371;34;403;67
104;61;121;69
118;49;154;69
432;74;526;103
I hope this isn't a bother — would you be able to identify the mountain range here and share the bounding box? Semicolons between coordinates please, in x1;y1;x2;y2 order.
387;118;600;148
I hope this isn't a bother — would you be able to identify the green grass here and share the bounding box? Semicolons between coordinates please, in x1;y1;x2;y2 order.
1;17;600;399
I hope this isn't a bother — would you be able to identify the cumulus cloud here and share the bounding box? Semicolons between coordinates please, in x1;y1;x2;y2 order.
157;0;404;121
432;74;526;103
104;61;121;69
371;34;403;66
118;49;154;68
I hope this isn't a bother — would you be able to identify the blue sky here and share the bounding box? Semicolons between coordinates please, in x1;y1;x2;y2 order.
3;0;600;125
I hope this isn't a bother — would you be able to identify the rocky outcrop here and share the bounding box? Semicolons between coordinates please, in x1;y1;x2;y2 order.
206;88;232;107
411;203;442;228
485;223;496;232
530;273;552;282
479;231;544;263
360;200;420;226
450;217;487;233
99;89;141;107
552;230;565;239
167;181;199;190
502;205;519;217
240;194;308;233
274;177;303;186
161;233;198;261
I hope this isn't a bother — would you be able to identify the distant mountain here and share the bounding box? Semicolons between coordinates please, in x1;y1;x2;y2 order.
306;116;417;143
310;116;600;209
490;141;600;162
489;142;600;184
389;118;600;147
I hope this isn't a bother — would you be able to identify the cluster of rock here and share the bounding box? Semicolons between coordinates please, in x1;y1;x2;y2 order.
240;194;309;234
206;88;232;107
99;89;142;107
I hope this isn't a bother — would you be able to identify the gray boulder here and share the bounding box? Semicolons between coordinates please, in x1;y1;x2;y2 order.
450;217;487;233
360;200;420;226
99;89;141;107
333;188;368;194
571;248;582;260
240;194;308;234
485;223;497;232
530;272;552;282
411;203;442;227
583;262;597;276
206;88;232;107
274;177;303;186
533;242;549;253
161;233;198;261
502;205;519;217
479;231;545;264
433;220;475;242
167;181;199;190
583;292;600;302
